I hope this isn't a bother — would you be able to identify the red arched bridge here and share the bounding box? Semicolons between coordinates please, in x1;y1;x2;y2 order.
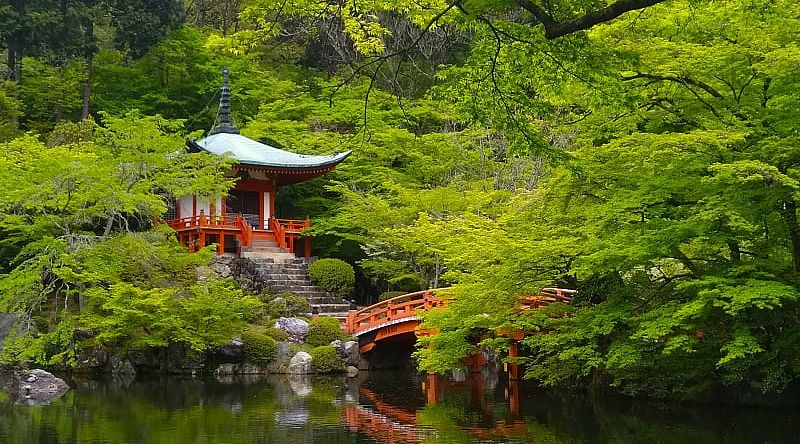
343;287;575;354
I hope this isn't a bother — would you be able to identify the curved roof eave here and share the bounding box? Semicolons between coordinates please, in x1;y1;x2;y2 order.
186;133;352;169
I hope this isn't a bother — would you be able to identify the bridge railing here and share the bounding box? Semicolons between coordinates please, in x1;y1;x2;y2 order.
518;287;576;310
343;289;452;335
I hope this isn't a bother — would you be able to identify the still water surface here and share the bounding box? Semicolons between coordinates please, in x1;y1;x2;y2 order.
1;370;798;443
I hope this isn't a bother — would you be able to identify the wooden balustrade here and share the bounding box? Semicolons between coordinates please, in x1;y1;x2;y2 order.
236;215;253;247
276;218;311;232
345;287;576;338
167;214;309;253
343;289;452;336
269;217;287;249
518;287;576;310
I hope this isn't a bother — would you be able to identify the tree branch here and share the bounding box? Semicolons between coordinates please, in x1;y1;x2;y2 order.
516;0;668;39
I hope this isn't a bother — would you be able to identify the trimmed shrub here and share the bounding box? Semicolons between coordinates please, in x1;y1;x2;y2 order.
388;273;425;292
308;258;355;297
264;292;311;318
378;291;406;301
263;327;289;342
305;317;345;347
310;345;344;373
242;330;277;365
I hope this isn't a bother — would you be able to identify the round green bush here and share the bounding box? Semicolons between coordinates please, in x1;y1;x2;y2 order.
308;258;355;297
263;327;289;342
310;345;344;373
305;317;345;347
264;292;311;318
241;330;277;365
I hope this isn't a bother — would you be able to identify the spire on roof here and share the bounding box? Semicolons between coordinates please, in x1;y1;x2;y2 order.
209;67;239;135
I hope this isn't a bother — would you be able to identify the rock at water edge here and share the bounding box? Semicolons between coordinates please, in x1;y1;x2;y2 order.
289;351;313;374
343;341;360;367
16;369;69;405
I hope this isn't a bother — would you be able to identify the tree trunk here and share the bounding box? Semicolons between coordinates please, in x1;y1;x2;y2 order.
81;16;95;120
781;201;800;272
727;239;741;263
82;51;93;120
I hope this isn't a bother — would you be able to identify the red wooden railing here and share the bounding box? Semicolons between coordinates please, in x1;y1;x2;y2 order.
168;213;310;252
276;218;311;232
167;213;240;230
343;289;451;336
236;216;253;247
518;287;576;311
345;287;576;338
269;217;287;249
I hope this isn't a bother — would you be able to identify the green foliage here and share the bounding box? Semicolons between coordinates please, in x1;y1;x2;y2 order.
263;292;311;318
378;291;406;302
310;345;344;373
262;327;289;342
305;317;345;348
242;330;278;365
308;259;355;297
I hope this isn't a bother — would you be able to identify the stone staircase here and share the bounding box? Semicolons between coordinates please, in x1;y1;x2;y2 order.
241;238;296;261
251;256;352;319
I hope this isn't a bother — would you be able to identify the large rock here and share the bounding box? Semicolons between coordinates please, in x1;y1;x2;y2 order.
107;355;136;376
75;346;109;373
275;317;309;343
288;351;313;374
331;340;344;356
15;369;69;405
266;341;293;373
343;341;360;367
206;339;243;365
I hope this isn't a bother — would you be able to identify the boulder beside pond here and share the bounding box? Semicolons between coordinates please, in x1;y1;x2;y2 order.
274;317;309;343
14;369;69;405
288;352;313;374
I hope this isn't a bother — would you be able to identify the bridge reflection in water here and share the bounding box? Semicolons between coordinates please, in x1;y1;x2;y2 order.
342;373;526;443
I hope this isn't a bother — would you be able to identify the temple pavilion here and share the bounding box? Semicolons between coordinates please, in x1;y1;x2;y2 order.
167;68;350;257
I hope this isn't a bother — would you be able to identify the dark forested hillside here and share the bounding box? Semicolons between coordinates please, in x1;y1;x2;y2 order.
1;0;799;400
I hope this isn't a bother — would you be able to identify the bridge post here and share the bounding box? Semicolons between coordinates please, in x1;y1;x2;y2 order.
507;380;520;419
345;306;357;335
425;372;438;405
507;341;520;381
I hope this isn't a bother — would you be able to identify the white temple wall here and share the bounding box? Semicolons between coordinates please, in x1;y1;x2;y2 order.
178;195;193;219
264;192;271;226
196;197;210;216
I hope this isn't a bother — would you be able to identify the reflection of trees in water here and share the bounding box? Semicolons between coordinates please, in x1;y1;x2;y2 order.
1;373;799;443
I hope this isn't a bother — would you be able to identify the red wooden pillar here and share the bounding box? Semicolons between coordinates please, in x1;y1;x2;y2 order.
426;373;438;405
507;341;520;381
507;380;520;419
218;231;225;255
304;236;312;258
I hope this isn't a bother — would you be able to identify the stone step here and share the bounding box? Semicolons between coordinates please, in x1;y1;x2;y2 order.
305;297;345;304
258;267;308;272
241;252;297;260
313;302;352;309
310;312;350;320
254;262;307;268
260;274;308;280
269;282;316;288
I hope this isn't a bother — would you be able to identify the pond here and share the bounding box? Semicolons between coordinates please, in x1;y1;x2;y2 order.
1;369;798;443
